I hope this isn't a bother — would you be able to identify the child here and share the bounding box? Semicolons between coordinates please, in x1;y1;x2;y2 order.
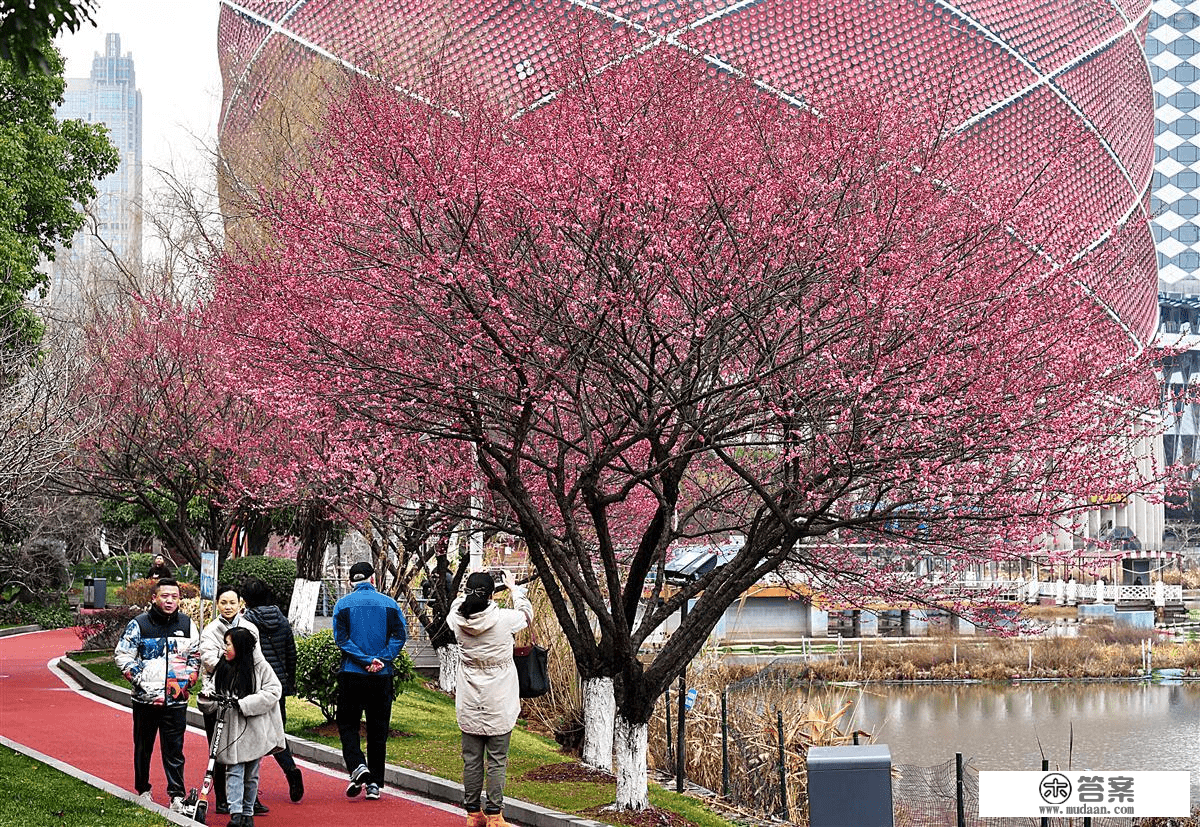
203;626;286;827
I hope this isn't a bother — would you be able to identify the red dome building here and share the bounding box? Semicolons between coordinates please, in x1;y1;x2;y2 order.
216;0;1159;339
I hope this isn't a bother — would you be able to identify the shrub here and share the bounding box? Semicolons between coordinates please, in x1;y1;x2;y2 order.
295;629;414;723
0;600;75;629
112;578;199;608
75;606;140;650
220;556;297;612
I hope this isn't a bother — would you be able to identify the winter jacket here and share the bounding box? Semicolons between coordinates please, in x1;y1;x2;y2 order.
445;584;533;736
244;605;296;696
199;652;287;765
198;613;259;696
332;582;407;676
114;605;200;706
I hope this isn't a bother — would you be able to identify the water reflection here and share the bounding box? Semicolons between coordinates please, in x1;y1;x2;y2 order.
805;681;1200;801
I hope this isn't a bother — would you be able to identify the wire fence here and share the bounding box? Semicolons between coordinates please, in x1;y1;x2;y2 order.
893;756;1149;827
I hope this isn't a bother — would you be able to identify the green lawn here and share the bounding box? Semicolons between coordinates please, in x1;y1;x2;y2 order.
68;652;737;826
0;745;175;827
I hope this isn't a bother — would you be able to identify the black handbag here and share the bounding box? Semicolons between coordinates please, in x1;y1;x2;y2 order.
513;632;550;699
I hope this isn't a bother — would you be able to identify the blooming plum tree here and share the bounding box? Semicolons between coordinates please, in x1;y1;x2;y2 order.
210;51;1164;808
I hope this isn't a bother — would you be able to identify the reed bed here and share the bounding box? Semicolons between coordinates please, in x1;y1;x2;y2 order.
804;626;1200;682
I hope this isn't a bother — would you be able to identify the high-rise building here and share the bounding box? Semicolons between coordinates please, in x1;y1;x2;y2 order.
51;32;143;306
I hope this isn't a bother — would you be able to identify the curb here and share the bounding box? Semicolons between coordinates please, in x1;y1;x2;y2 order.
56;656;608;827
0;624;40;637
0;733;197;826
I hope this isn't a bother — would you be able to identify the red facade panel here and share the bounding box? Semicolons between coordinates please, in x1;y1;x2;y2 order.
217;0;1158;340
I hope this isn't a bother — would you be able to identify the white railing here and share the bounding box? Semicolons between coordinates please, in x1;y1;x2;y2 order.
947;578;1183;606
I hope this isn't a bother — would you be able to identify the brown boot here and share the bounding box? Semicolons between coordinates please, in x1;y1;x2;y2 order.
484;813;510;827
465;811;487;827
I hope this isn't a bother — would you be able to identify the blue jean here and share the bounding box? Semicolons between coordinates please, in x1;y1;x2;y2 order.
226;758;262;817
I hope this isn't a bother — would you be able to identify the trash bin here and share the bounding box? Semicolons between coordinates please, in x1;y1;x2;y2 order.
83;576;107;610
808;744;893;827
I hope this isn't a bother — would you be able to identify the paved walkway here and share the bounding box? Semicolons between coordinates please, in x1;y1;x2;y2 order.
0;628;465;826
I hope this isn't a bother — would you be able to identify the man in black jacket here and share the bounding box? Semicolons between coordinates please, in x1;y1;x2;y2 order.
240;577;304;802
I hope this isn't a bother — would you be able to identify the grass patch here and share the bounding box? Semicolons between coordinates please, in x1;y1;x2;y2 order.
288;680;734;825
66;652;738;826
0;744;174;827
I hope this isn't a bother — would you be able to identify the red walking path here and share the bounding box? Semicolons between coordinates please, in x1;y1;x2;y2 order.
0;628;466;826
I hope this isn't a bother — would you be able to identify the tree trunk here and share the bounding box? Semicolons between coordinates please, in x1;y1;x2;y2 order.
436;643;460;693
288;577;322;636
611;716;649;811
582;676;615;771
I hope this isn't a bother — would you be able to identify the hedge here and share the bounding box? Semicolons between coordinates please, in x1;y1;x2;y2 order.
219;556;297;612
295;629;414;723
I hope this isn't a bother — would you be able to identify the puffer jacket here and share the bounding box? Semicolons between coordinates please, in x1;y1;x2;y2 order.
198;613;258;696
114;605;200;706
201;652;287;765
243;605;296;695
445;585;533;736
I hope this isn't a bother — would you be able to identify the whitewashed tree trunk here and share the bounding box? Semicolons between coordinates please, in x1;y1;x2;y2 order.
581;676;615;771
611;715;649;811
288;577;322;636
437;643;461;693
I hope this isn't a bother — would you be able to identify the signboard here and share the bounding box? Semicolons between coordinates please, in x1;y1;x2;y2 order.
200;551;217;600
979;771;1189;819
684;687;698;712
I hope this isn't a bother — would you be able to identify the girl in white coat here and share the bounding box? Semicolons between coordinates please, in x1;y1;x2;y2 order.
205;626;286;827
446;570;533;827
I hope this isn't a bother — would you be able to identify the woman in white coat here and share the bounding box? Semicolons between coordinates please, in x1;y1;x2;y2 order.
445;570;533;827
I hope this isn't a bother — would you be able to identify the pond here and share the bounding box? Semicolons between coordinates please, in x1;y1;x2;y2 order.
805;679;1200;803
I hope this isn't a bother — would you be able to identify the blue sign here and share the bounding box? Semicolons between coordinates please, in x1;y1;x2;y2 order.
200;551;217;600
684;687;698;712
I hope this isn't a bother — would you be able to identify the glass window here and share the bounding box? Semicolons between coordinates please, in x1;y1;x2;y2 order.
1176;144;1200;163
1176;90;1200;111
1179;251;1200;270
1176;170;1200;190
1177;225;1200;243
1174;117;1199;138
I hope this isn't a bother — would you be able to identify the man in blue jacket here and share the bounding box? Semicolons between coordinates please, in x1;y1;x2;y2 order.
333;561;407;801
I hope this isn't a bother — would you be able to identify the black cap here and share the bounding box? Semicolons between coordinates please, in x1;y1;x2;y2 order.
349;562;374;583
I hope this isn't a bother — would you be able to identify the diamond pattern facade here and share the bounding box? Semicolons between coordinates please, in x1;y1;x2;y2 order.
1149;0;1200;289
217;0;1160;340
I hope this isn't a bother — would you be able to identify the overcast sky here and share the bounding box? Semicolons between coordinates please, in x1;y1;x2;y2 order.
54;1;223;184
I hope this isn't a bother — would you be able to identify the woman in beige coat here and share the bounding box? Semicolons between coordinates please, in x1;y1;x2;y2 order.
445;570;533;827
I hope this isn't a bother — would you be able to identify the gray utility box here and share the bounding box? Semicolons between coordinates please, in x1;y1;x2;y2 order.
807;744;893;827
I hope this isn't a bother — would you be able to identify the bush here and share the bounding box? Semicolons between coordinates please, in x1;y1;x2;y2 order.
0;600;75;629
220;556;297;612
112;578;199;608
295;629;414;723
75;606;140;650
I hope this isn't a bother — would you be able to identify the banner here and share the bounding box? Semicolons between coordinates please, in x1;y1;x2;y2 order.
200;551;217;600
979;771;1189;818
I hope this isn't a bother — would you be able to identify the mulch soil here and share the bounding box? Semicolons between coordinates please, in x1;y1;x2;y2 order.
520;762;616;783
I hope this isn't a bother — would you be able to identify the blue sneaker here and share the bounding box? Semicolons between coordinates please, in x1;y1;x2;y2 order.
346;764;370;797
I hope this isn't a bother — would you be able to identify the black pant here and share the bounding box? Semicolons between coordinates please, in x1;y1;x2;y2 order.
270;697;297;774
132;702;188;798
336;672;392;786
202;708;228;805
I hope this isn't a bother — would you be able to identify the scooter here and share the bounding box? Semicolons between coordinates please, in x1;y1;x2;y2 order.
184;693;239;825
